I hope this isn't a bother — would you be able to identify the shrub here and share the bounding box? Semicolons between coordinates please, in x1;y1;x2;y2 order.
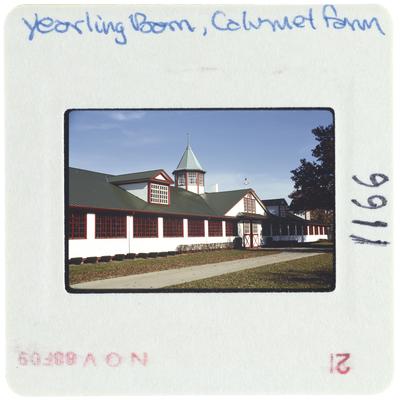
233;237;243;249
125;253;136;259
84;256;98;264
69;257;83;265
137;253;148;258
167;251;177;256
157;252;168;257
113;254;125;261
99;255;112;262
148;252;158;258
176;241;235;253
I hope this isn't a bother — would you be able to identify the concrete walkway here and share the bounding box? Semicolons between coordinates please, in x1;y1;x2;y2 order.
72;251;322;290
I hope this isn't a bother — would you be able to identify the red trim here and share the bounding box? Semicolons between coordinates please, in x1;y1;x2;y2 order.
149;170;174;184
68;210;87;239
163;216;184;237
111;169;174;185
188;218;205;237
69;205;238;220
149;178;173;185
133;214;158;238
148;182;170;206
208;220;223;237
95;212;127;239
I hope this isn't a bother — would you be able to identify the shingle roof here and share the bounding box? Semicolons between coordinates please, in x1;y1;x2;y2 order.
262;198;288;207
265;211;328;226
174;145;205;173
69;168;148;211
69;168;251;218
202;189;250;215
108;169;167;184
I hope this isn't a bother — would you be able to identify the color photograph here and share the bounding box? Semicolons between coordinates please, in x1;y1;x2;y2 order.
66;109;334;291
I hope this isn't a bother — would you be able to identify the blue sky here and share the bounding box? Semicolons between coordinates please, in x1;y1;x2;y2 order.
69;109;333;200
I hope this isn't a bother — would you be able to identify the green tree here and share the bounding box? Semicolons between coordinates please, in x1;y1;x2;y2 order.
289;124;334;213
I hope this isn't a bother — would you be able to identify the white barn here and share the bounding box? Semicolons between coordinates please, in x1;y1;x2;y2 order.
68;144;328;261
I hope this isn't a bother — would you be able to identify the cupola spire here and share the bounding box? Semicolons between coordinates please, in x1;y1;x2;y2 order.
173;138;206;194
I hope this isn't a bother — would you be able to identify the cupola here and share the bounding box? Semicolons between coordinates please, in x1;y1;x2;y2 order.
173;143;206;194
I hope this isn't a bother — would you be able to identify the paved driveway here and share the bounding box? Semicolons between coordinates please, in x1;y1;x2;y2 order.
72;251;321;290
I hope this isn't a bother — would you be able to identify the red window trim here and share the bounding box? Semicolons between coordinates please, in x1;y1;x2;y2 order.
163;216;184;237
244;194;256;214
208;220;223;237
148;182;170;206
133;214;158;238
225;220;237;236
69;210;87;239
95;212;127;239
188;218;205;237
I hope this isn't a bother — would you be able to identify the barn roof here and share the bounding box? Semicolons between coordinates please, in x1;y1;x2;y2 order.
69;167;253;218
265;211;328;226
202;189;251;215
173;145;205;173
107;169;173;184
262;198;288;207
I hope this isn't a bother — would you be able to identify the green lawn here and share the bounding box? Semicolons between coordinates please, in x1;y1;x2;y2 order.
68;249;280;285
168;253;334;290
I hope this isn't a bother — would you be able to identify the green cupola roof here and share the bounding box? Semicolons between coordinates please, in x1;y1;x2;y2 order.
174;145;205;173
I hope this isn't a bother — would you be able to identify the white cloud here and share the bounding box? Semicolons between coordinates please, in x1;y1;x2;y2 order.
108;111;146;121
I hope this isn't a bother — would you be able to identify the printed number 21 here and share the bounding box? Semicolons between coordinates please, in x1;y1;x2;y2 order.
330;353;351;375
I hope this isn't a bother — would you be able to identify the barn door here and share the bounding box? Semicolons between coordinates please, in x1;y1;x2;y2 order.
252;222;260;248
243;221;251;248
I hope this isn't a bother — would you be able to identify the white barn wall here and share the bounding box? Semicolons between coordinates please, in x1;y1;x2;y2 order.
119;182;148;201
225;193;266;217
69;214;237;259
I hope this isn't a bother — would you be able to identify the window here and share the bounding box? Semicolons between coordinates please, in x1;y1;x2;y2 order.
177;173;185;186
198;173;204;185
69;210;86;239
225;220;237;236
272;224;280;235
95;213;127;238
163;217;183;237
252;223;259;234
150;183;169;205
244;193;256;213
289;224;296;235
243;221;251;235
279;205;288;217
188;218;205;237
134;215;158;237
188;172;197;185
208;220;223;236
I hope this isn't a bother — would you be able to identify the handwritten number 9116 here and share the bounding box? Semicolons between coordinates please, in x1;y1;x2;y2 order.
350;173;390;246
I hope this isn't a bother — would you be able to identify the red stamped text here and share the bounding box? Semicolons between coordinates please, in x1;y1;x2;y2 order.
330;353;351;374
17;351;148;368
